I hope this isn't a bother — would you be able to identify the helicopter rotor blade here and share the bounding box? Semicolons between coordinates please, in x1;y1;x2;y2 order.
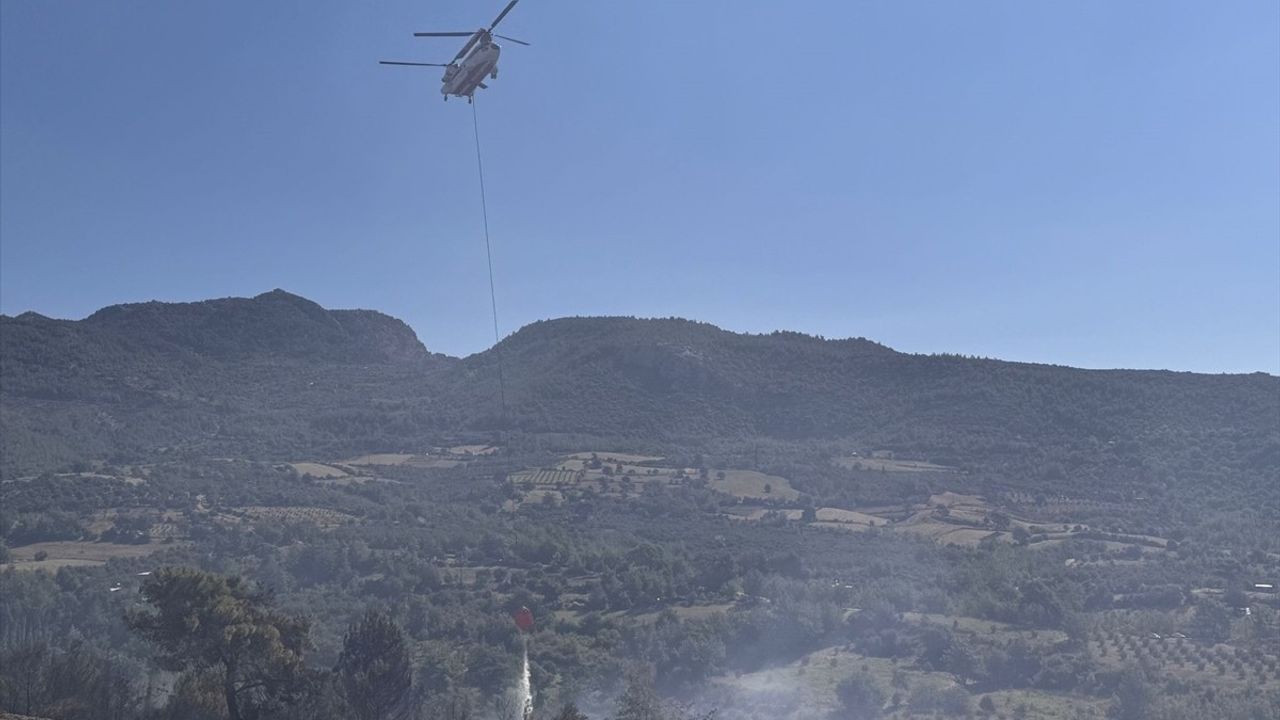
380;61;450;67
489;0;519;31
493;34;529;46
449;32;483;62
413;31;474;37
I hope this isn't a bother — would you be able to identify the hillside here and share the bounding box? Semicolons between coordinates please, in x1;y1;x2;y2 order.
0;290;454;474
2;293;1277;492
3;292;1280;720
465;316;1277;444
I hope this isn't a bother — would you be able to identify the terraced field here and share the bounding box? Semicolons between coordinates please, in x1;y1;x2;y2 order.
511;468;581;485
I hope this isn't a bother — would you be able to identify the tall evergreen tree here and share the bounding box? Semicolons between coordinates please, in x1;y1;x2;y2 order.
336;608;413;720
126;567;311;720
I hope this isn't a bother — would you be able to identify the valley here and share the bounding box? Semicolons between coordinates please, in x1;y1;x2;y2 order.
1;294;1277;719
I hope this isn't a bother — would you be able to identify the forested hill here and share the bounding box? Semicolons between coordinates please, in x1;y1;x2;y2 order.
0;290;453;474
2;292;1277;482
67;288;432;363
462;316;1277;445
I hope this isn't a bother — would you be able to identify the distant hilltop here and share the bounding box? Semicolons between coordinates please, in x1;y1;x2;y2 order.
21;289;435;364
2;290;1277;484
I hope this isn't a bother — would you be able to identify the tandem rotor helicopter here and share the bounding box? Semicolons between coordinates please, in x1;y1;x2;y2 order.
380;0;528;102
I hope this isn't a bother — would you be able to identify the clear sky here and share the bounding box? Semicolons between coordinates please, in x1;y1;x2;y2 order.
2;1;1277;373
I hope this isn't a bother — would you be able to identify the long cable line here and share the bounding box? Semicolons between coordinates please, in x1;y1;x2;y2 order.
471;99;508;423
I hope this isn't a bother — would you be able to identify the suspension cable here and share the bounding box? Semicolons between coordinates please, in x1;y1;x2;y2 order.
471;98;508;423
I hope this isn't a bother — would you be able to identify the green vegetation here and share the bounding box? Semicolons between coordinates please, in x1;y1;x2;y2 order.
0;293;1277;719
126;568;312;720
336;609;413;720
835;670;886;717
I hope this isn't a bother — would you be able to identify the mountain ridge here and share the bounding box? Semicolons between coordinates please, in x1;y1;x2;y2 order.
2;291;1276;486
7;290;1275;376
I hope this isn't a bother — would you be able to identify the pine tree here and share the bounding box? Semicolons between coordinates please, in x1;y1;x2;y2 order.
126;567;311;720
336;608;413;720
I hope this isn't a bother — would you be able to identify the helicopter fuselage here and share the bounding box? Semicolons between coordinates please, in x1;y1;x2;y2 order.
442;42;501;101
387;0;524;102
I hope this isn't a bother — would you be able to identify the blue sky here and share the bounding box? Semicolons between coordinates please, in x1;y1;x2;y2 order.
2;1;1277;372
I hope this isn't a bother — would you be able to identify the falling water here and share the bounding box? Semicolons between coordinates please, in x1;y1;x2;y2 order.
516;638;533;719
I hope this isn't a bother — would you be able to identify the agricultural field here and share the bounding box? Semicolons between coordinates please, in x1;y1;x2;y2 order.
504;452;1186;564
8;469;147;486
723;508;804;522
511;468;581;486
1086;630;1280;690
448;445;499;456
288;462;352;479
507;452;812;507
225;506;356;529
709;469;799;501
342;453;416;466
893;523;1002;547
565;451;665;464
2;540;170;572
84;509;186;541
506;452;692;505
814;508;885;525
715;480;1179;555
833;455;960;474
341;453;464;469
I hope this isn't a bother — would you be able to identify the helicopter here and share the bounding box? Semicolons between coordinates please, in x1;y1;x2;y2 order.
380;0;528;103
